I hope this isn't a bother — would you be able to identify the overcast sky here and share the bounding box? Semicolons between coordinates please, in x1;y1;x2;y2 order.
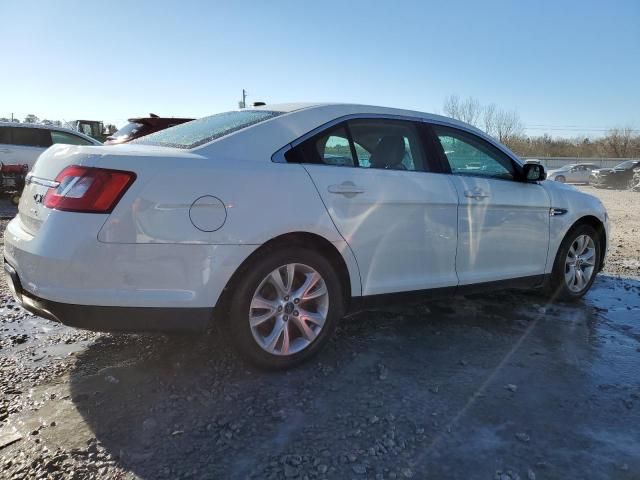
1;0;638;137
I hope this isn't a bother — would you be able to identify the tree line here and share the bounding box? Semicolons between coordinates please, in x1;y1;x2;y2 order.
442;95;639;158
0;114;117;135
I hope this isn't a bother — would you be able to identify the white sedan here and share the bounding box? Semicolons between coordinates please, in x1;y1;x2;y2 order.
546;163;599;184
3;104;608;368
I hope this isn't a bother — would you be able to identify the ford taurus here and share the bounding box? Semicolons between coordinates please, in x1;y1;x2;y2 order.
3;103;609;368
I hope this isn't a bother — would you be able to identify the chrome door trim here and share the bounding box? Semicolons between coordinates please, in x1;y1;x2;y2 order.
271;112;524;167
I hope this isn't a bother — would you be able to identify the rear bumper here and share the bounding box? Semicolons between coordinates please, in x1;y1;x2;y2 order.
4;261;211;333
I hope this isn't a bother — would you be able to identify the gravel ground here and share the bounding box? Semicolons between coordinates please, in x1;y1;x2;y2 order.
1;186;639;480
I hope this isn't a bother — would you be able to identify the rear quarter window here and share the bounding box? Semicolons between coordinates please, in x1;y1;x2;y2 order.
132;110;281;149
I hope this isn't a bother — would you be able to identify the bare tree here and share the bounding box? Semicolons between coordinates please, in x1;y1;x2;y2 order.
603;127;634;158
442;94;461;120
494;109;524;143
443;95;523;143
482;103;497;137
442;95;482;127
458;97;482;127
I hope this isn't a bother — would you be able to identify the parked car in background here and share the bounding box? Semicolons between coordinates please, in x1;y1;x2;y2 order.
0;122;101;169
590;160;640;189
105;114;194;145
4;103;608;369
69;120;114;143
546;163;599;184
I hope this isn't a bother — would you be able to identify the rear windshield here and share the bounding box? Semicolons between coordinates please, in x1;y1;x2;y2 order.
111;122;146;140
133;110;282;149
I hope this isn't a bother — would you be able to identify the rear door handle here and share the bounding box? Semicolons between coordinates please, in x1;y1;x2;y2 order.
328;182;365;197
464;189;489;199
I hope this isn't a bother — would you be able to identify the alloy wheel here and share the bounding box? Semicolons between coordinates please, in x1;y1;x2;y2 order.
564;234;596;292
249;263;329;356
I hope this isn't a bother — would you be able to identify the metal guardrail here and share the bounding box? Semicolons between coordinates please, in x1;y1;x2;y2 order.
521;157;639;169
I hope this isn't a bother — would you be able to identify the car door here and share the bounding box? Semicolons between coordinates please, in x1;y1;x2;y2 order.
430;124;550;285
571;165;588;183
286;118;459;296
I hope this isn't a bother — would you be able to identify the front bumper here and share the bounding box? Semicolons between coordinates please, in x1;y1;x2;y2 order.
4;261;211;333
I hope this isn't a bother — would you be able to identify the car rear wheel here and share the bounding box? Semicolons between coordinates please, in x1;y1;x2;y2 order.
547;224;600;301
226;246;344;369
555;175;566;183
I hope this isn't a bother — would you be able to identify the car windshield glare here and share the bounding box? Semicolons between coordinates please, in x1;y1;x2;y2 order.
132;110;282;149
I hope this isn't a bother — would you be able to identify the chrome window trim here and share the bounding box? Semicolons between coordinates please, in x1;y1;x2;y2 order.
271;113;428;163
271;113;523;167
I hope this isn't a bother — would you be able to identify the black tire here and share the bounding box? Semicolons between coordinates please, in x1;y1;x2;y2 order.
547;224;601;301
226;246;344;369
555;175;566;183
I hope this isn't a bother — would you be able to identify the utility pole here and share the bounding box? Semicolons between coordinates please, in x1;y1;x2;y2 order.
239;89;247;109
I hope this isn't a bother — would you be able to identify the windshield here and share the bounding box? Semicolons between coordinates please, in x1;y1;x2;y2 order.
133;110;282;149
614;160;638;170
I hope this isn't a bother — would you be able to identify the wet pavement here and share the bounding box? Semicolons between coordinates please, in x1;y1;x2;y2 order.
1;273;639;479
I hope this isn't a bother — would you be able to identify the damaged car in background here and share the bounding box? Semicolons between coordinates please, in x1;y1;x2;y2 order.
590;159;640;189
3;103;608;369
105;114;194;145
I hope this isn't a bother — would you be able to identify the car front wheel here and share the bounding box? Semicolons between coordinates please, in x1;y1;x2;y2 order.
555;175;566;183
227;246;344;369
548;224;600;301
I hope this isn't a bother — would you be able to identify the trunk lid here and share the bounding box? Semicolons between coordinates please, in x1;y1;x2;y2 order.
18;144;93;235
18;143;198;236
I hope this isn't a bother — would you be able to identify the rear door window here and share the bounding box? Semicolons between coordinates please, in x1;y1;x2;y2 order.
347;119;427;171
10;127;52;148
315;127;355;167
285;118;431;172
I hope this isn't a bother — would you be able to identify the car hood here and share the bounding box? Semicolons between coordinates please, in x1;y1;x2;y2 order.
547;168;569;176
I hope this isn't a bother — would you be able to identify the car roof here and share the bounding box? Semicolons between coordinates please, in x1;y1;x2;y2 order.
255;102;460;122
0;121;101;145
252;102;497;137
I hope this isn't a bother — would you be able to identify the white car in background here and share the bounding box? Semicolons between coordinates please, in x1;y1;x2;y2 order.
3;103;609;369
0;122;100;169
546;163;599;184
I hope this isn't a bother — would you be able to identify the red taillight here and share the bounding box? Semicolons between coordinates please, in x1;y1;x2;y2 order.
43;166;136;213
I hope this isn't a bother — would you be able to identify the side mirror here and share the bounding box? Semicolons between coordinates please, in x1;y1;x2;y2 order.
523;163;546;182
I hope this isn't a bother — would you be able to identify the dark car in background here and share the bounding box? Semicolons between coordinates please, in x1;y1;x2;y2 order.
105;114;193;145
590;160;640;189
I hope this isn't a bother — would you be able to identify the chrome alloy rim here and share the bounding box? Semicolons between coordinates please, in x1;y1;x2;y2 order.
249;263;329;356
565;234;596;292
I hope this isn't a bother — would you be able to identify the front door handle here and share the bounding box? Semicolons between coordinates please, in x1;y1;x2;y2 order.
464;189;489;199
328;182;365;197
